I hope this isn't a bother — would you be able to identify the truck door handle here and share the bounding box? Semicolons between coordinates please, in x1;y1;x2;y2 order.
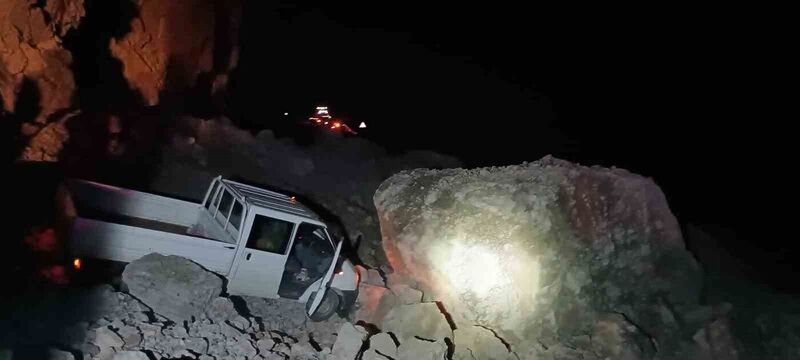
224;246;235;249
246;253;251;260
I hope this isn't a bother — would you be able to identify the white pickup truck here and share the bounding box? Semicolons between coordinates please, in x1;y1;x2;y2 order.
57;176;360;321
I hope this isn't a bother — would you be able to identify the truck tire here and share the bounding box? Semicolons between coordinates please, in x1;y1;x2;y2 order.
307;290;340;322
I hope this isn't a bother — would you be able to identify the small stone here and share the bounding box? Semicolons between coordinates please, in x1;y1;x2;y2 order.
257;337;276;354
362;333;397;360
185;337;209;354
77;343;101;358
232;338;257;358
397;338;447;360
111;351;149;360
221;322;243;338
130;312;150;324
46;349;75;360
93;327;124;359
230;315;251;332
163;324;189;339
390;284;423;305
205;297;239;324
381;303;452;342
331;323;368;359
453;326;509;360
116;326;142;349
355;284;397;325
272;342;291;356
365;269;385;286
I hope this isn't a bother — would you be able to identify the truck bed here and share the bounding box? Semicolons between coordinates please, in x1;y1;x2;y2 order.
60;179;239;275
78;206;190;236
64;179;228;241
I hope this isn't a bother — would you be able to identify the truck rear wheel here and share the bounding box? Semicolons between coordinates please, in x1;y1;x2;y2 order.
307;290;340;321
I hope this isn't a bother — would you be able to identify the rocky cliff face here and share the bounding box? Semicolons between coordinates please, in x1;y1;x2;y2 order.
2;0;242;162
109;0;241;106
0;0;84;121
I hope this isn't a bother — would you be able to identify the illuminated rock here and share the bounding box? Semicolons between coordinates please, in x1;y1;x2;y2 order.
381;302;452;343
453;325;512;360
362;333;397;360
396;338;447;360
374;156;702;357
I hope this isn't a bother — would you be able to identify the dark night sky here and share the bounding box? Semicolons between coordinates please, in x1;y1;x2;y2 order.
229;3;795;278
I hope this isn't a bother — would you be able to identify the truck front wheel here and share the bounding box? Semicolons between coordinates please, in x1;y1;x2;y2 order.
307;290;340;321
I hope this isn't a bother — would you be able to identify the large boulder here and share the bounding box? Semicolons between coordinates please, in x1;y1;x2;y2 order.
122;253;223;321
373;156;704;358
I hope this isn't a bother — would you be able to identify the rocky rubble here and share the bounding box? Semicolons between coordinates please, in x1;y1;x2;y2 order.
0;251;531;359
0;256;341;359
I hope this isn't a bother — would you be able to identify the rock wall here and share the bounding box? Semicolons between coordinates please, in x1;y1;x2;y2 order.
0;0;84;121
2;0;242;162
109;0;241;106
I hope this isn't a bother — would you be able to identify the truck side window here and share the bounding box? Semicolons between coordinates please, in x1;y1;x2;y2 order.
211;187;223;210
205;181;220;209
230;202;244;230
219;191;234;217
247;215;294;254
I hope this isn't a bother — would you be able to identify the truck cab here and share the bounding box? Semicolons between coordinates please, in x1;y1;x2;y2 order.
62;176;359;320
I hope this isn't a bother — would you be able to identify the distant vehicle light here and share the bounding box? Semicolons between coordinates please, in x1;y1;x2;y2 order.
359;122;367;128
284;112;289;116
73;258;82;270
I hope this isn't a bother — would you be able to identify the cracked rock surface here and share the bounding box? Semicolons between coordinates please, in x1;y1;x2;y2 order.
372;156;758;359
109;0;241;106
0;0;82;120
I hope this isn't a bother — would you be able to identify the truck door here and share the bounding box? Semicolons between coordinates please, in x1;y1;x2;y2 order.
307;240;343;316
228;212;296;298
